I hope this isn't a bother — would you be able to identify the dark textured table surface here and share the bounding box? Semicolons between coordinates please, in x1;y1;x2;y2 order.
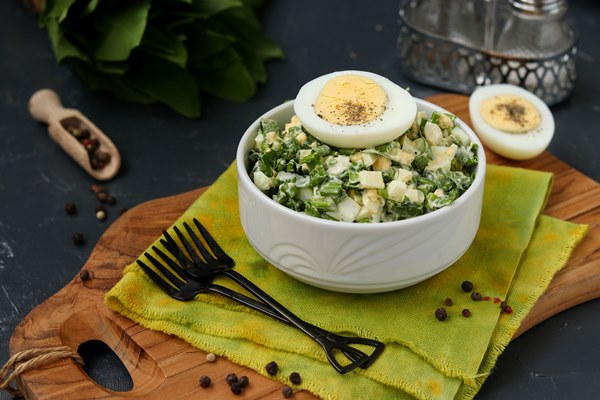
1;1;599;399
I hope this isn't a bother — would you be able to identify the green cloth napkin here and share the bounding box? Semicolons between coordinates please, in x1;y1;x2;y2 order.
105;163;587;400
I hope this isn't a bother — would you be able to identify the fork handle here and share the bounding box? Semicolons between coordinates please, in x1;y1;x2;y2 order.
221;270;322;336
206;283;290;324
220;269;383;373
206;282;370;366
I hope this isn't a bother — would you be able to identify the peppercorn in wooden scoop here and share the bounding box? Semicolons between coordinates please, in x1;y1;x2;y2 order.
28;89;121;181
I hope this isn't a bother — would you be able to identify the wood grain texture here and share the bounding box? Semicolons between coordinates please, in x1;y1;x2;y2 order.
9;94;600;399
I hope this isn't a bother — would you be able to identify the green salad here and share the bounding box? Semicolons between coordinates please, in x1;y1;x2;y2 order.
248;111;479;223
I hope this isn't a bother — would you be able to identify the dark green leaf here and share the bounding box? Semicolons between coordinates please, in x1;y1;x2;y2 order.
153;0;241;22
211;6;284;59
45;19;90;62
94;59;129;74
207;6;283;82
126;55;200;117
181;25;234;62
88;0;151;61
82;0;100;16
193;59;255;101
71;60;155;104
189;46;241;70
139;23;188;68
39;0;283;117
188;0;242;18
40;0;78;22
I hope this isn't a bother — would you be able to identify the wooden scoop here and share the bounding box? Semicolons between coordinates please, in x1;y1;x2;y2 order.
28;89;121;181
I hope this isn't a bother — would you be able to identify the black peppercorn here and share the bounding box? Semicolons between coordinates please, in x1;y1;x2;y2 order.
95;204;106;212
289;372;301;385
461;280;474;292
471;292;482;301
226;373;238;386
444;297;453;306
435;307;447;321
282;386;294;398
238;375;249;388
230;382;242;395
80;269;91;281
119;207;128;215
199;375;211;388
106;195;116;205
79;128;91;140
85;142;97;154
265;361;279;376
72;232;86;246
96;191;108;203
462;309;471;317
90;156;103;170
64;202;77;215
96;151;111;164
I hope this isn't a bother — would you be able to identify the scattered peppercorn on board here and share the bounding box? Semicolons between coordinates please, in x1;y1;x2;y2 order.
9;94;600;399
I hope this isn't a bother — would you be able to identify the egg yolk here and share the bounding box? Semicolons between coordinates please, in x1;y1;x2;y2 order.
314;75;388;126
480;94;541;133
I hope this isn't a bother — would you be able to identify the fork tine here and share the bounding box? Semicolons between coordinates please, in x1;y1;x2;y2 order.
193;218;234;267
161;231;188;265
137;259;179;297
152;245;189;278
156;240;210;279
183;221;215;263
173;225;205;266
145;252;187;288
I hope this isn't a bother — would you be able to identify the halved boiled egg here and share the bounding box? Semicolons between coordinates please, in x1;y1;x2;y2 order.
469;84;554;160
293;70;417;148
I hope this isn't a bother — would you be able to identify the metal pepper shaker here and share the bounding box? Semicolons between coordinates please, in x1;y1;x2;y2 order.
398;0;577;105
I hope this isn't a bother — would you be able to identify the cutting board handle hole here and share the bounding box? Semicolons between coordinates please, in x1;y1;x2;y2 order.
78;340;133;392
58;310;166;395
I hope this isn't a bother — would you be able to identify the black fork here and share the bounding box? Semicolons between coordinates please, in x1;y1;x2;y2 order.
138;246;372;368
157;218;385;374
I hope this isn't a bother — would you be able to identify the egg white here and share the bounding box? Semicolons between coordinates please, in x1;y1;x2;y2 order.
469;84;554;160
293;70;417;149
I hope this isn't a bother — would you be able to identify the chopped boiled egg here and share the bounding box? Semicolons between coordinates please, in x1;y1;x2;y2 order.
469;84;554;160
358;170;385;189
293;70;417;148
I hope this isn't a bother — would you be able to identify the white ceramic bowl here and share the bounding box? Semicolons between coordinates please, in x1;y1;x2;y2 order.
236;99;486;293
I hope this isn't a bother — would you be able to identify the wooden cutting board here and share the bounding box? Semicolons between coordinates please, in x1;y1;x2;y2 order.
9;94;600;399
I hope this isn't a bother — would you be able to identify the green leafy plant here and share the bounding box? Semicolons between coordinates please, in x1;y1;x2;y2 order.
38;0;284;117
